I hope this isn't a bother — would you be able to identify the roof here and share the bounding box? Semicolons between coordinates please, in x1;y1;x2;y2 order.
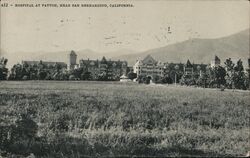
101;56;107;64
22;61;67;67
142;55;157;65
80;59;98;66
186;59;193;67
157;61;164;66
80;57;127;68
70;50;77;56
134;60;143;66
164;63;184;70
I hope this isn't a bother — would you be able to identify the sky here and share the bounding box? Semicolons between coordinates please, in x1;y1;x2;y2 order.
0;0;249;56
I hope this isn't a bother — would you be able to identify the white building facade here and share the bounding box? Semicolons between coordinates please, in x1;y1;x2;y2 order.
133;55;164;78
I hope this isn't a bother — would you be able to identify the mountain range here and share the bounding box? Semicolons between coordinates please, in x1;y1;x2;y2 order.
2;28;249;68
113;29;249;66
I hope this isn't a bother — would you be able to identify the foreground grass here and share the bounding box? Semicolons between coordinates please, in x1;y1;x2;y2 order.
0;81;249;157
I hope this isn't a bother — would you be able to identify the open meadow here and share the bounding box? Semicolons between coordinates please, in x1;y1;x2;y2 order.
0;81;249;157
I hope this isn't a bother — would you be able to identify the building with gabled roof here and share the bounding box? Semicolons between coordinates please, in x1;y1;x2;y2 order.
133;55;208;83
22;60;67;69
133;55;164;79
184;59;194;75
79;56;127;80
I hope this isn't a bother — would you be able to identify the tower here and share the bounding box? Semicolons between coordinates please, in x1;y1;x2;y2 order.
211;55;221;68
184;59;193;75
68;50;77;70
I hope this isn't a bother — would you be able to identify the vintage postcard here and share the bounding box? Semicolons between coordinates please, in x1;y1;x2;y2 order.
0;0;249;157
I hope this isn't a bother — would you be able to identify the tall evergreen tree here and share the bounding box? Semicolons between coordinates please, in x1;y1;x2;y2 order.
224;58;235;89
234;59;246;89
0;58;8;80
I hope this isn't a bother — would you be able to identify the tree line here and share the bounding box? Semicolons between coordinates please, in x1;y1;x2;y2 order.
0;58;8;80
179;58;249;90
1;60;121;81
0;57;249;90
134;58;249;90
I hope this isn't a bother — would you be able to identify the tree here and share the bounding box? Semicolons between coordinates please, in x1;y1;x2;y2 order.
145;76;151;84
152;75;162;83
196;72;209;88
10;64;23;80
69;75;76;80
162;74;173;84
224;58;235;89
137;75;144;83
127;72;137;80
81;71;92;80
97;72;108;81
38;70;47;80
213;66;226;88
234;59;246;89
180;74;195;86
0;58;8;80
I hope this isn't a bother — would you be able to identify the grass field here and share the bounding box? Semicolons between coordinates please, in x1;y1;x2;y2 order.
0;81;249;157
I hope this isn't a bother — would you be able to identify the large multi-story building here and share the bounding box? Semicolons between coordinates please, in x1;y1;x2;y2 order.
21;60;67;69
182;60;207;79
79;56;127;80
133;55;164;79
133;55;207;82
67;50;128;80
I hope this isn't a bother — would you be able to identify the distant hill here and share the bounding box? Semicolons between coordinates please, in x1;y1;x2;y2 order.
4;49;137;68
25;49;137;63
35;49;137;63
3;29;249;68
113;29;250;66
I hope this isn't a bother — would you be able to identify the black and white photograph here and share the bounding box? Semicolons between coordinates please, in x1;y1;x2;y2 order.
0;0;249;157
